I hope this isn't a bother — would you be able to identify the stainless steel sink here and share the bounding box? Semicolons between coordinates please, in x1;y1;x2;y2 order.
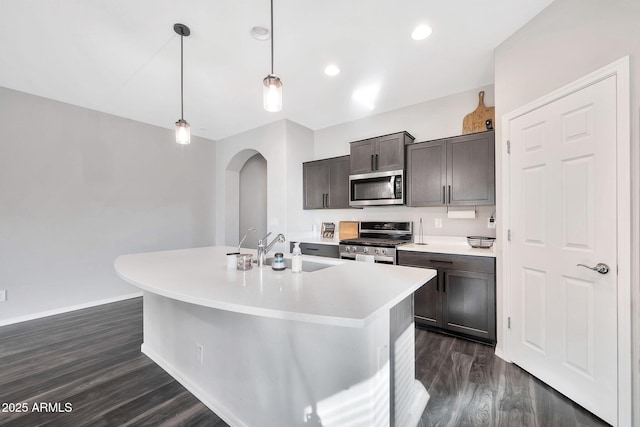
260;257;332;272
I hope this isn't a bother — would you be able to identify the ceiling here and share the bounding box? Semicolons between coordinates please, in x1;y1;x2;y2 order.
0;0;553;141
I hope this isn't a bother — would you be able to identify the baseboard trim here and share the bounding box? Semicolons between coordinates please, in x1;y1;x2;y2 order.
0;292;143;327
494;347;509;362
141;343;245;427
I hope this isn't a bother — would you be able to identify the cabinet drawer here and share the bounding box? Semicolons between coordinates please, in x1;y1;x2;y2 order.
290;242;339;259
397;251;494;274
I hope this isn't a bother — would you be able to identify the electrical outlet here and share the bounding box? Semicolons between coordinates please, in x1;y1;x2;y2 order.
0;290;6;302
435;218;442;229
196;344;204;365
488;217;496;229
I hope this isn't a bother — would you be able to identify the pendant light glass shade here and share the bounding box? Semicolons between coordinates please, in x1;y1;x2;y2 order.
175;119;190;144
263;74;282;112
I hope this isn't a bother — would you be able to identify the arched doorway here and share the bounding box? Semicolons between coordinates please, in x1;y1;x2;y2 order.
239;153;267;249
224;149;267;248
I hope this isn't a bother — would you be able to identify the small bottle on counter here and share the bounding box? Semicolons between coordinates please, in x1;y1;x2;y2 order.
272;253;286;271
291;242;302;273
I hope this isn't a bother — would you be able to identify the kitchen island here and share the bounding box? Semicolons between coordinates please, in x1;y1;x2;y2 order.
114;246;436;427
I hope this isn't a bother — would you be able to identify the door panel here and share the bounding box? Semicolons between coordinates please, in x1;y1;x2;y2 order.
349;140;376;174
447;132;495;205
376;135;404;171
303;161;329;209
414;275;441;327
406;140;446;206
327;156;350;208
443;270;495;341
509;76;617;424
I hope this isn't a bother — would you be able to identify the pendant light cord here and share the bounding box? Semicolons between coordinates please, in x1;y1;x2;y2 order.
270;0;274;74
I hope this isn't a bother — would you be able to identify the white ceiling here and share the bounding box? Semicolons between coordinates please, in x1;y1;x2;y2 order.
0;1;553;141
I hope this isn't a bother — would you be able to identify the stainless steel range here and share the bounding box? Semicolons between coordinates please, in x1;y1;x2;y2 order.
339;221;412;264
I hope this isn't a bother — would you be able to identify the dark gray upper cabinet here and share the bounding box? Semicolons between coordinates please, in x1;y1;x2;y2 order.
303;155;350;209
327;156;350;208
349;131;414;175
407;131;495;206
406;140;447;206
447;132;495;205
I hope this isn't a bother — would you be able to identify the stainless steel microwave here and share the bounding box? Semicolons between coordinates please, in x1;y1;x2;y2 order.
349;170;404;206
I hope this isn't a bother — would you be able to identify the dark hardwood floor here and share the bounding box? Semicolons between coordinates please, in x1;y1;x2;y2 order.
414;328;609;427
0;298;609;427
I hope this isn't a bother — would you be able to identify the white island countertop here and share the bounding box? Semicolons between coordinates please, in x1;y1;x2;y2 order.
115;246;435;328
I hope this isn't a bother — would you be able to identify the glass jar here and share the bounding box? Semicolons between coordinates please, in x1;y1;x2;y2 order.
272;252;286;271
237;254;253;270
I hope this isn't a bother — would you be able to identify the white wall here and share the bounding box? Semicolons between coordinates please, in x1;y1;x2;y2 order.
214;119;314;249
494;0;640;421
301;85;498;238
0;87;216;323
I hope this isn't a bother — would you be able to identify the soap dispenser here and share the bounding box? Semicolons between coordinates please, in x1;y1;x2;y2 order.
291;242;302;273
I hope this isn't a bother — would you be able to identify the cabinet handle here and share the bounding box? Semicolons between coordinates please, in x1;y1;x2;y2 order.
371;155;375;171
432;259;453;264
442;273;446;293
448;185;451;204
325;193;329;208
442;186;446;204
375;154;379;170
323;193;328;208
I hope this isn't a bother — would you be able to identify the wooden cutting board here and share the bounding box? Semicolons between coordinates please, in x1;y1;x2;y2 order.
338;221;359;239
462;91;495;134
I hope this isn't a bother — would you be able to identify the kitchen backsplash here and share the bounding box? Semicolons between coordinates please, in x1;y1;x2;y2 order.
299;205;496;238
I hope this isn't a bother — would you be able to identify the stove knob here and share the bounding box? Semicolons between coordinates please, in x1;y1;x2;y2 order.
363;247;369;254
381;248;387;255
344;246;350;253
374;248;381;254
351;246;357;252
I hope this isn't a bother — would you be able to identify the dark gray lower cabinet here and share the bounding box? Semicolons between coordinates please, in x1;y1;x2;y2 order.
398;251;496;343
289;242;339;258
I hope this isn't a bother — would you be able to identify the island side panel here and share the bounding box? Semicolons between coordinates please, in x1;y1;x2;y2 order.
141;292;394;427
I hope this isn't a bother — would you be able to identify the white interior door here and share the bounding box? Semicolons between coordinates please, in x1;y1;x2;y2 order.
508;75;617;425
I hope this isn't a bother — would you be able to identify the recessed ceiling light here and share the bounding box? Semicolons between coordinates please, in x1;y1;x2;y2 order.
411;24;432;41
324;64;340;77
250;26;270;41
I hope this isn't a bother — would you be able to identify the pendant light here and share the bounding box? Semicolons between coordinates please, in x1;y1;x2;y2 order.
174;23;191;145
263;0;282;112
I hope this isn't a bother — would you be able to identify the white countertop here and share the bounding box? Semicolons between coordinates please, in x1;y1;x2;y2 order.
114;246;435;328
398;236;496;258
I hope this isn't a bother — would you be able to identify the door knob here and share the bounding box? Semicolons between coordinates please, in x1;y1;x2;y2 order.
577;263;610;274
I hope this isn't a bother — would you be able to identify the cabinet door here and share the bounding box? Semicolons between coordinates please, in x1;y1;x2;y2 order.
447;132;495;205
303;161;329;209
406;140;447;206
442;270;495;342
375;134;405;172
327;156;350;208
414;273;442;328
299;243;339;258
349;140;376;174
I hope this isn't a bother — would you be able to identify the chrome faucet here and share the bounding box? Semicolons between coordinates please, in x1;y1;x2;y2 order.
257;232;285;267
238;227;256;252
